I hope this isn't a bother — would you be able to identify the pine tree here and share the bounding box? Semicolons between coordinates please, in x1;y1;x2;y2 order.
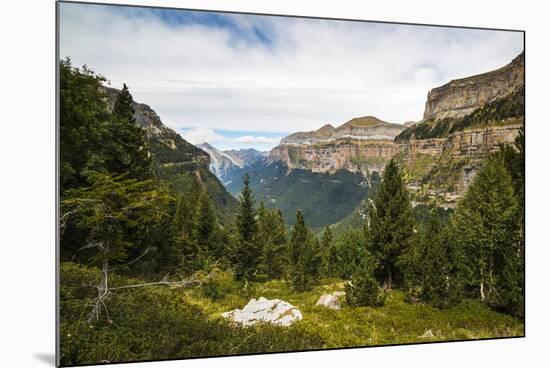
195;190;218;266
405;210;460;308
258;207;288;279
320;226;333;277
452;155;522;316
345;254;386;307
172;195;198;274
369;159;415;289
59;59;111;192
106;83;152;180
234;174;260;281
334;228;368;279
289;210;320;291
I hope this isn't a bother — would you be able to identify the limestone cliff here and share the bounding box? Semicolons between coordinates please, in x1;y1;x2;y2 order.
270;116;405;175
423;52;524;121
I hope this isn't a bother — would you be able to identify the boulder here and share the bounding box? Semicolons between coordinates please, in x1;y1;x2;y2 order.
332;291;346;297
315;294;342;310
221;297;302;327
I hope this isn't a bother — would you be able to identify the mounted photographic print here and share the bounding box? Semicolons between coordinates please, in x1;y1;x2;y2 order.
57;0;525;366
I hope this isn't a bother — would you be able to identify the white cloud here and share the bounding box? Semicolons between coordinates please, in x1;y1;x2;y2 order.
59;3;524;137
180;127;223;145
234;136;281;145
180;127;282;149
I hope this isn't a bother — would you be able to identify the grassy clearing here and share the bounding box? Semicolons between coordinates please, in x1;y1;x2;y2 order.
183;275;524;348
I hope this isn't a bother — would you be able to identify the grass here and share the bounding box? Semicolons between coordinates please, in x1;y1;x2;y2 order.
60;264;523;365
183;275;524;348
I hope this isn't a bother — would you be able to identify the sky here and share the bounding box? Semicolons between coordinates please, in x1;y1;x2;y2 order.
59;2;524;151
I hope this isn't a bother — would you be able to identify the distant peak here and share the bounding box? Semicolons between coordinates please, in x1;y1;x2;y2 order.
340;116;389;128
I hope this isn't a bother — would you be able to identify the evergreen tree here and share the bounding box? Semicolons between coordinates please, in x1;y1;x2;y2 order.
106;83;152;180
451;155;522;316
59;59;110;192
234;174;260;281
345;254;386;307
194;190;218;265
289;210;321;291
404;210;461;308
369;159;415;289
172;194;198;274
334;228;368;279
320;226;333;277
258;207;288;279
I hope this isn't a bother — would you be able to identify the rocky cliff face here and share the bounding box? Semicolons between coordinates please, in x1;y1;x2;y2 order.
103;86;238;223
270;116;405;175
423;52;524;121
103;87;210;168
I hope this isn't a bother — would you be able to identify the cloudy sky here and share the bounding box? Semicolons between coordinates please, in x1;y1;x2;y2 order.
59;2;523;151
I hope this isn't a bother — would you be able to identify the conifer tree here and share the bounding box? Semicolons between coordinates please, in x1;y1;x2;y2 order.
320;226;333;277
195;190;218;265
369;159;414;289
345;254;386;307
172;195;198;274
452;155;522;316
405;210;460;308
289;210;320;291
258;207;288;279
234;174;260;281
107;83;152;180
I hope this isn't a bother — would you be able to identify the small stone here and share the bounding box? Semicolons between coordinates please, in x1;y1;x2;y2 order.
420;329;435;338
315;294;341;310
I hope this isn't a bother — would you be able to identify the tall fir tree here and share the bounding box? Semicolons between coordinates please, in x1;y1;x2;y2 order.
403;210;461;308
258;207;288;279
289;210;321;291
320;226;333;277
369;159;415;289
106;83;152;180
59;59;111;192
451;155;522;316
194;190;218;266
234;174;260;281
345;253;386;307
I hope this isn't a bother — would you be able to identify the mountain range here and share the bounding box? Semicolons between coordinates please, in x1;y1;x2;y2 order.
104;52;524;230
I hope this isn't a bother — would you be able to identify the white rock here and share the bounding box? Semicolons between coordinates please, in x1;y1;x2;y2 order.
315;294;342;310
221;297;302;327
332;291;346;297
420;329;435;338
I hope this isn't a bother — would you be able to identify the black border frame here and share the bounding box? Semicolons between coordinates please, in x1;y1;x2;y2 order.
55;1;526;367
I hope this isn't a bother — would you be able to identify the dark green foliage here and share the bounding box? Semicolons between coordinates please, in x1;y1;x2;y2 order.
289;210;322;291
451;155;523;316
60;60;152;192
396;88;524;141
60;263;324;366
369;159;415;288
60;172;174;269
332;228;369;280
234;174;261;281
105;83;152;180
402;210;461;308
319;226;333;277
345;255;386;307
59;59;110;192
257;205;289;279
194;190;219;265
227;162;371;228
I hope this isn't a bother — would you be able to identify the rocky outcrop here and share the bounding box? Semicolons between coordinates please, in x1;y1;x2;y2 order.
423;52;524;121
103;86;210;168
221;297;302;327
270;116;405;175
280;116;405;146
